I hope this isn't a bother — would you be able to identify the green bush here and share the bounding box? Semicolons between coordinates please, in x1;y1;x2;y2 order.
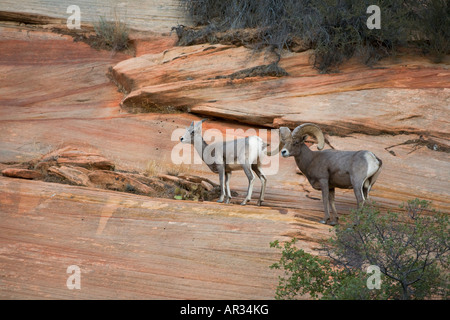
270;199;449;300
270;239;387;299
179;0;448;72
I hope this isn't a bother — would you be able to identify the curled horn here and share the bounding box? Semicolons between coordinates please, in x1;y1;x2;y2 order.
292;123;325;150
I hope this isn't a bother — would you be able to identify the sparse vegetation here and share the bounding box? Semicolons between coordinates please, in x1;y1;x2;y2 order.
145;159;167;177
228;63;288;79
212;62;288;79
178;0;449;72
93;11;129;52
145;159;190;177
145;160;221;201
123;97;189;114
270;199;449;299
413;0;450;63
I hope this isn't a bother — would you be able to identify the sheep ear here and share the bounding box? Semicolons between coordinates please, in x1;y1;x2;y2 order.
279;127;292;141
194;119;207;128
188;121;194;129
192;121;202;133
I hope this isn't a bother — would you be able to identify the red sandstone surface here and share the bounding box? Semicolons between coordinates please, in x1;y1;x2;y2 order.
0;14;448;299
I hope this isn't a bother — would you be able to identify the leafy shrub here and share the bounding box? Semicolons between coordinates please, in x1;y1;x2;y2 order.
270;238;389;299
413;0;450;62
179;0;448;72
307;0;411;71
270;199;449;299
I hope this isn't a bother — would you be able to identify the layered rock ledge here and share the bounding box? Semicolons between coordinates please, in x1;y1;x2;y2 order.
112;44;450;142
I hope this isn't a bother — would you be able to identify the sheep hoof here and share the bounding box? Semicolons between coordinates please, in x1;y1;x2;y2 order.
240;200;248;206
319;219;329;224
217;199;224;203
329;220;338;226
225;198;231;204
257;200;263;206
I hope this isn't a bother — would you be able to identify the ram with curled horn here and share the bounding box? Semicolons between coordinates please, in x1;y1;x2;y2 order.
279;123;382;225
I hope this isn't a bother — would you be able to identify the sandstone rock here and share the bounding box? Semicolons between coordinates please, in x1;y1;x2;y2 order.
126;173;159;186
131;33;178;56
88;170;155;195
112;45;450;141
177;174;219;189
47;166;91;186
111;44;279;93
201;180;214;191
0;163;28;171
0;11;65;25
57;155;115;171
126;173;173;192
177;174;207;184
1;168;43;180
157;173;203;190
36;146;116;171
1;0;188;33
0;12;449;301
157;173;182;183
0;176;329;299
33;160;57;175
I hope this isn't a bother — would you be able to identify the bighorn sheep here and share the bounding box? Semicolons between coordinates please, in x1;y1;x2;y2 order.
180;119;273;206
279;123;382;225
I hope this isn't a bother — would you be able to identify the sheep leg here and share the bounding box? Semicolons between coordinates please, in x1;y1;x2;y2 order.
319;180;331;224
352;181;366;209
328;188;338;225
241;163;255;205
252;164;267;206
225;171;232;204
363;183;369;200
217;165;226;203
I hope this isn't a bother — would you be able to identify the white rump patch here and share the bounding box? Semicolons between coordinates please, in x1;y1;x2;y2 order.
363;152;380;191
365;152;380;178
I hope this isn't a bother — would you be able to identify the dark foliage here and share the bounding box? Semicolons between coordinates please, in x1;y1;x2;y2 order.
412;0;450;62
271;199;449;300
178;0;449;72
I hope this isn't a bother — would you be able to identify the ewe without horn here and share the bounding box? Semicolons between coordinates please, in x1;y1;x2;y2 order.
180;119;271;206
